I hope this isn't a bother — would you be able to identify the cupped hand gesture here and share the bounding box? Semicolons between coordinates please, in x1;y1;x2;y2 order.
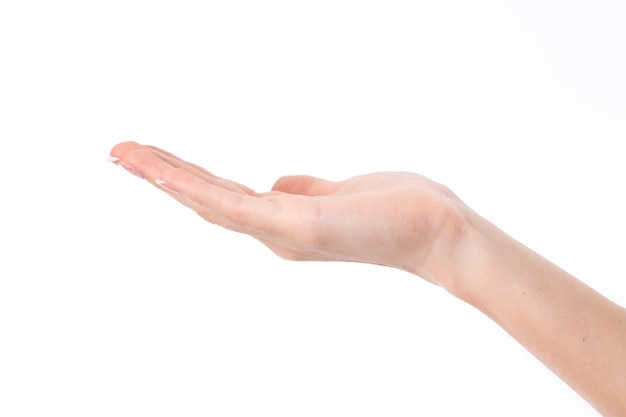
110;142;626;417
110;142;471;286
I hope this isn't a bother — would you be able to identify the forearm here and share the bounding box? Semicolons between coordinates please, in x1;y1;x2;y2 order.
442;212;626;416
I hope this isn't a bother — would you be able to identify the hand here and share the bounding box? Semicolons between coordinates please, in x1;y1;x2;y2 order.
110;142;626;416
109;142;471;287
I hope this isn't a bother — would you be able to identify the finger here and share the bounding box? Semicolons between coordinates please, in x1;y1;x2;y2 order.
111;143;324;247
111;142;217;182
110;141;143;157
271;175;339;196
110;143;256;199
157;167;278;232
144;146;257;196
158;167;322;241
111;145;197;210
144;145;217;177
114;147;179;185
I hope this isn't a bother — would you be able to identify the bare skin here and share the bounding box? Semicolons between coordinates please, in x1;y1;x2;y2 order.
110;141;626;416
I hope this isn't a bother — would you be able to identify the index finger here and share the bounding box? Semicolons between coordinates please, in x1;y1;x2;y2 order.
157;167;290;237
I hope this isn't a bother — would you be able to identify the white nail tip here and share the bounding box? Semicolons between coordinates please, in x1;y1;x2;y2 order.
107;156;120;163
156;179;181;194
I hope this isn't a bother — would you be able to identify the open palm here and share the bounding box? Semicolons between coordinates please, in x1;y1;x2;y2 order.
110;142;469;285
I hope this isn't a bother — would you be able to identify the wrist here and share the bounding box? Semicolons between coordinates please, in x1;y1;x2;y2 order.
431;207;511;307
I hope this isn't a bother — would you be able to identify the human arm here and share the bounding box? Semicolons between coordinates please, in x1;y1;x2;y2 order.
448;208;626;416
109;141;626;416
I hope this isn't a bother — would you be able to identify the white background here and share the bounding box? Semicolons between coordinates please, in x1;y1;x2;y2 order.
1;1;625;416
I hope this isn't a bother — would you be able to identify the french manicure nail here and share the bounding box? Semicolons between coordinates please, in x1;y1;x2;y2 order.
156;179;181;194
108;157;144;179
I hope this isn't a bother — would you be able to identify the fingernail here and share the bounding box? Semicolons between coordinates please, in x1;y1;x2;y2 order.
156;179;181;194
108;157;144;179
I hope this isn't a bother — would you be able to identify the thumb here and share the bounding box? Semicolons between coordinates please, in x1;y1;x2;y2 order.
272;175;339;196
